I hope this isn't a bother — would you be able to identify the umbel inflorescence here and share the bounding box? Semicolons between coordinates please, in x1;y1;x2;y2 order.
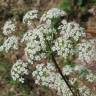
0;8;96;96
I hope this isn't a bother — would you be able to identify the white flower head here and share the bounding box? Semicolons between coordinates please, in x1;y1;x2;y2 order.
11;60;28;83
23;26;46;63
3;19;16;36
52;36;74;60
22;23;57;63
23;10;38;25
0;36;19;53
40;8;67;22
78;39;96;64
59;20;85;42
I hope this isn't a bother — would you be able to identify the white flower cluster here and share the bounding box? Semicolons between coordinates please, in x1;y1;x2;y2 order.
1;8;95;96
25;43;46;64
51;20;86;61
32;63;72;96
78;39;96;64
11;60;28;83
32;63;56;85
0;36;19;53
52;36;74;60
36;24;56;41
22;23;57;63
23;10;38;25
3;19;16;36
40;8;66;22
21;24;56;43
33;63;94;96
23;27;46;63
59;20;85;42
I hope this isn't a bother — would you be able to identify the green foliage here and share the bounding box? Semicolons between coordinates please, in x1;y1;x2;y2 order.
7;92;16;96
58;0;70;11
0;59;12;78
0;60;12;95
92;0;96;3
58;0;96;13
